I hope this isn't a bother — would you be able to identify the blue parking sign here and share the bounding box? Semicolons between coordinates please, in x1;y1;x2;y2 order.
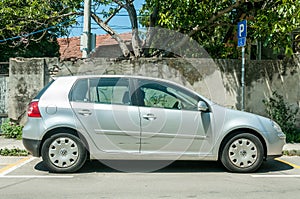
237;20;247;38
238;37;246;47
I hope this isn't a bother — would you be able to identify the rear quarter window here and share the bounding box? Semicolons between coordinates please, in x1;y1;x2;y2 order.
34;80;55;100
69;79;89;102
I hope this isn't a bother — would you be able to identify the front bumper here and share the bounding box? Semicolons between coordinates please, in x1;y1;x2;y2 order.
22;138;41;157
266;154;282;160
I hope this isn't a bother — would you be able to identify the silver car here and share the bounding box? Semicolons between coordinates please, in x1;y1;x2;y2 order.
23;75;286;173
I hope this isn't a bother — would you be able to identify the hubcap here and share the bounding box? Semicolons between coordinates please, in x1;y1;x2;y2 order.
48;137;79;168
228;138;258;168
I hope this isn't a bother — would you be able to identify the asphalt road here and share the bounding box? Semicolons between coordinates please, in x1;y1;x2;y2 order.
1;156;300;199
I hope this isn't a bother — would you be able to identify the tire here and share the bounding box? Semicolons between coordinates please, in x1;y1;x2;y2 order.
41;133;87;173
221;133;264;173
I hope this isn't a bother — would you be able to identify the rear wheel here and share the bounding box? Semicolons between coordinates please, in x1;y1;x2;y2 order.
41;133;87;173
221;133;264;173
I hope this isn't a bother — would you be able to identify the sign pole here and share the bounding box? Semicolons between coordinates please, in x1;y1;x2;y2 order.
237;20;247;111
82;0;91;58
241;46;245;111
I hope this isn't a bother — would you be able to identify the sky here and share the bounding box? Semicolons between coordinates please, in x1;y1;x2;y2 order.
67;0;145;37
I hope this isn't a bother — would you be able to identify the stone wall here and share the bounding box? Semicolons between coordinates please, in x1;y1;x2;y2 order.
8;56;300;126
8;58;46;121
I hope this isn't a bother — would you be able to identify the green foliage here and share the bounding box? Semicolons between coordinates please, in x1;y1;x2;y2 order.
0;36;60;62
0;119;23;140
0;0;82;61
263;91;300;143
141;0;300;58
251;0;300;56
2;0;300;60
0;148;29;156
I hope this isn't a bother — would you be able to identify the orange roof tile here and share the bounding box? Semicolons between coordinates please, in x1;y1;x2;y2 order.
57;32;132;60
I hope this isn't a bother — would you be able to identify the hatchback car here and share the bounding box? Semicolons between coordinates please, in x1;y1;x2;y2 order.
23;75;285;173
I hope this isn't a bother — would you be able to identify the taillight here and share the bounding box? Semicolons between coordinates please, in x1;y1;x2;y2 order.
28;101;41;118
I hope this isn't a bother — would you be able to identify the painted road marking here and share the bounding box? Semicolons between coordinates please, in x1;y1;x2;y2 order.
251;158;300;178
0;156;36;176
0;175;73;179
252;175;300;178
275;158;300;169
0;156;74;179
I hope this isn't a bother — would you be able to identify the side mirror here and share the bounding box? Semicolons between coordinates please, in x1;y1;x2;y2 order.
197;101;209;112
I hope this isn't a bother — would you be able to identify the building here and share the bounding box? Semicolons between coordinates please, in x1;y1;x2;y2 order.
57;33;132;60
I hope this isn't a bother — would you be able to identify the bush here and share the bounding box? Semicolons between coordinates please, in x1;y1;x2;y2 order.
0;119;23;139
0;148;29;156
263;91;299;143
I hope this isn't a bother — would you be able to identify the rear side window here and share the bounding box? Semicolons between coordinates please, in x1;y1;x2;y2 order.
70;77;130;105
91;78;130;105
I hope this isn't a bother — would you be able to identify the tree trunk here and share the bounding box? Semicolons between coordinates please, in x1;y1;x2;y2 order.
91;13;131;57
143;7;159;57
124;1;141;57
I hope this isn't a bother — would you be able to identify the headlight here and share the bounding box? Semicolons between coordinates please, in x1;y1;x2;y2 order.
272;121;282;132
271;121;286;139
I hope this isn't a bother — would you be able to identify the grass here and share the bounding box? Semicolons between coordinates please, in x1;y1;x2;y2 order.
0;148;29;156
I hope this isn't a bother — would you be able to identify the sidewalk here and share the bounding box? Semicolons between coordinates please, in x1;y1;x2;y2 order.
283;143;300;155
0;135;300;156
0;136;26;150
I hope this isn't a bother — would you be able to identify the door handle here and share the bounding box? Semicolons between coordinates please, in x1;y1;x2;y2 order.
143;113;157;121
78;110;92;116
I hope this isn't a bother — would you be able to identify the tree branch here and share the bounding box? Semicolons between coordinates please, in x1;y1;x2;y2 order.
90;12;131;57
112;0;124;8
189;0;246;37
47;11;82;21
43;10;132;58
168;0;249;54
104;6;123;24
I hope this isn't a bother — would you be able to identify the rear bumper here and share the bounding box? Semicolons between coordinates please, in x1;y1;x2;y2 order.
22;138;41;157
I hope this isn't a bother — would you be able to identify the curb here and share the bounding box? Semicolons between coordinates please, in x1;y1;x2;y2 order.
282;150;300;156
283;143;300;156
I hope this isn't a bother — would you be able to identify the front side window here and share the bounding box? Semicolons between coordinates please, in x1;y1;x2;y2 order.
137;79;199;110
143;87;178;109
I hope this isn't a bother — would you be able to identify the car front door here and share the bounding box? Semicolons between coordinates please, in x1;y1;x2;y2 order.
136;79;212;156
70;77;141;153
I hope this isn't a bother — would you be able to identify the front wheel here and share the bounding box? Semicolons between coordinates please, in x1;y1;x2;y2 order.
221;133;264;173
41;133;87;173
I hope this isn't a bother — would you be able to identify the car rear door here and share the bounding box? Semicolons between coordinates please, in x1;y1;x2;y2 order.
70;77;141;153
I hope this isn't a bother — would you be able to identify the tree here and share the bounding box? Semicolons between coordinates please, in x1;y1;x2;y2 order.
0;0;211;59
3;0;299;60
0;0;144;60
140;0;300;58
0;0;82;62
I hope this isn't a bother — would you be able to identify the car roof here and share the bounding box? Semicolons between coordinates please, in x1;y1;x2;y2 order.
55;75;177;84
54;75;213;104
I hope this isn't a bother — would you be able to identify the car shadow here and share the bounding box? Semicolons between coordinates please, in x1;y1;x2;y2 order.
256;159;293;173
34;159;293;174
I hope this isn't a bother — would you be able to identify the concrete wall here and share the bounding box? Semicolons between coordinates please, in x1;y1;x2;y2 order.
8;56;300;126
0;76;8;115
